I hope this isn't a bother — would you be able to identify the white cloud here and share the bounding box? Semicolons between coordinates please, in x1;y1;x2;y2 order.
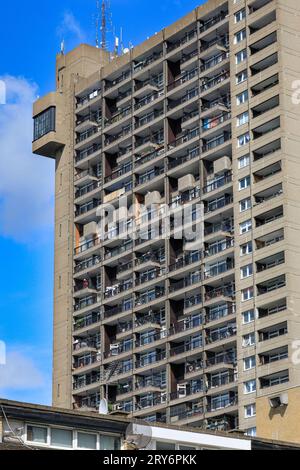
57;11;86;44
0;75;54;243
0;350;45;391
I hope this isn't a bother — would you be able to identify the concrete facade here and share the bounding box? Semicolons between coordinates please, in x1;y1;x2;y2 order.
33;0;300;439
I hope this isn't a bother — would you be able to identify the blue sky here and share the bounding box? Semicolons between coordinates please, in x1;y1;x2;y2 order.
0;0;204;405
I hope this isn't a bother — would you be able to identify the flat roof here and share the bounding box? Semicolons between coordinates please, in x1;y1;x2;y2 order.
1;398;300;449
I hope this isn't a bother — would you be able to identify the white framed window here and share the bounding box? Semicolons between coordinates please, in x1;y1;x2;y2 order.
236;90;248;105
239;175;251;190
240;241;253;256
241;264;253;279
240;219;252;234
243;332;256;347
244;355;256;370
236;70;248;85
237;132;250;147
235;9;246;23
77;432;97;450
238;154;250;169
245;403;256;418
234;29;246;44
27;425;48;445
244;380;256;394
236;49;248;64
242;309;255;324
241;286;254;301
240;198;251;212
237;111;249;127
50;428;73;448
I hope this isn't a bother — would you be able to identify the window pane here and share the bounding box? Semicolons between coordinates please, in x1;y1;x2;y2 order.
50;428;73;448
156;441;176;450
100;435;120;450
27;425;47;444
77;432;97;449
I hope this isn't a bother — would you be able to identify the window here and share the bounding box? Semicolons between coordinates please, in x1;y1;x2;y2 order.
240;198;251;212
244;380;256;394
242;287;254;301
240;241;253;256
50;428;73;448
100;435;120;450
244;355;256;370
27;425;48;444
239;175;251;190
77;432;97;449
243;309;255;324
156;441;176;450
235;9;246;23
245;404;256;418
234;29;246;44
33;106;56;141
236;70;248;85
240;219;252;234
241;264;253;279
237;90;248;105
237;111;249;127
237;132;250;147
245;427;257;437
236;49;247;64
238;154;250;169
243;332;255;347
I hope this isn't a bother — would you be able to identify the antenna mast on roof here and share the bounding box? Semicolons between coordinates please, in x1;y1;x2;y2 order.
101;0;107;50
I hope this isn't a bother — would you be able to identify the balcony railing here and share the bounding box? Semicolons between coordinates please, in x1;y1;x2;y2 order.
169;251;201;272
74;312;101;331
206;326;237;344
168;88;199;111
204;260;234;279
135;351;166;369
167;28;197;53
200;52;229;73
206;352;236;368
135;146;164;168
73;354;101;370
104;107;131;128
73;374;101;390
75;181;101;199
135;109;164;128
203;173;232;194
201;71;230;93
168;146;200;170
202;112;231;132
104;163;132;183
105;71;131;91
75;237;101;256
204;195;233;214
76;126;100;144
168;128;200;151
199;12;228;34
167;68;198;92
75;200;101;217
133;51;163;73
170;340;203;357
105;126;132;146
205;285;235;302
76;143;101;163
169;273;201;293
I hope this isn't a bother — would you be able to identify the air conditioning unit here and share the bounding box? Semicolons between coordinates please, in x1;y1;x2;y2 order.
269;393;288;409
113;403;123;412
177;384;187;398
110;343;120;355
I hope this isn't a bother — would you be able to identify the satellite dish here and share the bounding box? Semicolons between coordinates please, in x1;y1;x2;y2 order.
99;398;109;415
125;419;152;450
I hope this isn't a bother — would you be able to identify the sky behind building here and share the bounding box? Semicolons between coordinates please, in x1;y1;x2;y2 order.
0;0;204;405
